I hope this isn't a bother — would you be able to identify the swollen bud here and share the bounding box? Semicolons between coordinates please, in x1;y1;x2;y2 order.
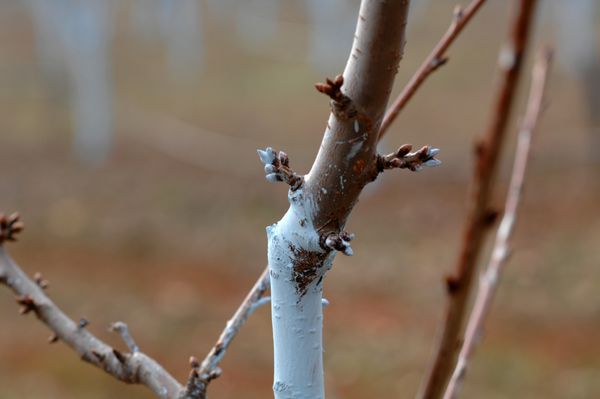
396;144;413;158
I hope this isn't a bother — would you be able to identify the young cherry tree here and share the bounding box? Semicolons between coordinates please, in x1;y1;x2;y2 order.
0;0;551;398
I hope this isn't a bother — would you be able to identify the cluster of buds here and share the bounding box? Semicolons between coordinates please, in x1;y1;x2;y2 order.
315;74;356;119
379;144;442;173
0;212;24;245
324;231;355;256
315;74;345;102
257;147;303;191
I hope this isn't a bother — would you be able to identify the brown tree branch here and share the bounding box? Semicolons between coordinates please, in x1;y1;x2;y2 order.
442;48;552;399
379;0;488;140
0;218;187;399
418;1;539;398
307;0;413;235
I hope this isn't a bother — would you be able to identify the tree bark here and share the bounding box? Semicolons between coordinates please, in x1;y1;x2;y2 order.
265;1;411;398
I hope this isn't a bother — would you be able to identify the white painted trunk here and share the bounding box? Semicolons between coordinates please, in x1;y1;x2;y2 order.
267;188;335;399
264;1;411;397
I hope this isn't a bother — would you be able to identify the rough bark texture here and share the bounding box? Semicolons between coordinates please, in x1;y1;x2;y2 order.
266;1;411;398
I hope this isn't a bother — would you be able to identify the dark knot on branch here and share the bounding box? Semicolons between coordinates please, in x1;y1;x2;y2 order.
16;294;37;315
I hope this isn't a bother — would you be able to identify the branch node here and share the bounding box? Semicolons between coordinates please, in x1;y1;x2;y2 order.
453;5;464;22
78;318;90;329
92;350;105;362
48;333;59;344
181;356;209;399
189;356;200;369
445;275;462;295
257;147;304;191
33;272;49;290
0;212;24;245
16;294;36;315
315;74;357;119
112;348;127;364
111;321;140;353
483;209;500;226
431;56;449;70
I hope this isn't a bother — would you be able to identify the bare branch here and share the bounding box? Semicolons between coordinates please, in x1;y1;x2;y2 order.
443;48;552;399
418;1;540;398
0;223;185;399
379;0;488;140
190;267;270;397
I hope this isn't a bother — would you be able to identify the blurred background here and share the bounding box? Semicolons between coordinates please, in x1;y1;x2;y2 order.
0;0;599;398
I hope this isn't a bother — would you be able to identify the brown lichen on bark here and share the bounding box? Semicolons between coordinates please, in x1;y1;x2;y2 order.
288;244;328;299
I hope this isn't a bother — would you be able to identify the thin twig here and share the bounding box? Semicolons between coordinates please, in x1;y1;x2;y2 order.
379;0;488;140
111;321;140;353
418;2;539;398
443;48;552;399
0;245;184;399
195;267;270;390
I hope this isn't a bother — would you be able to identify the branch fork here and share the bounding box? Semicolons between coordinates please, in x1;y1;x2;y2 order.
257;147;303;191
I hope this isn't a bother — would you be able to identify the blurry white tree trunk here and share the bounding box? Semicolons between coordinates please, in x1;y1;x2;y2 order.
28;0;113;165
130;0;204;82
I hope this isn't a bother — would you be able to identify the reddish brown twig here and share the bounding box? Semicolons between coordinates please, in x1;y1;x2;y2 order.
443;48;552;399
418;2;539;398
379;0;488;140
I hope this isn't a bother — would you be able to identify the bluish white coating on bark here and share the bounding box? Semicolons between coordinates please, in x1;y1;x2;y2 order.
267;188;335;399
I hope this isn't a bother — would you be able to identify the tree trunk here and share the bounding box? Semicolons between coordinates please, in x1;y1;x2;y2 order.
265;1;411;398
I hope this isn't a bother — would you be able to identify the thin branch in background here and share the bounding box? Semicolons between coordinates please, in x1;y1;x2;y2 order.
418;1;539;398
443;48;552;399
0;217;186;399
194;267;270;395
378;0;488;140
